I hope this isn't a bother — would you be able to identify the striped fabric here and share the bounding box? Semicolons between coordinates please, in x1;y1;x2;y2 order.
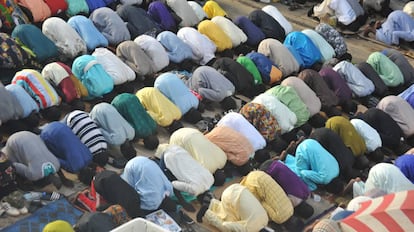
66;110;107;155
12;69;61;109
341;190;414;232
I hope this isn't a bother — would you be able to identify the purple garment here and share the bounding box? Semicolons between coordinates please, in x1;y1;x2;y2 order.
407;92;414;108
319;67;352;101
234;16;265;47
395;154;414;184
265;160;310;199
147;1;177;32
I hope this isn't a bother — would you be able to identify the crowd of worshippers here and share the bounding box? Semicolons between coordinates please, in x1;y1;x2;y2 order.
2;0;414;231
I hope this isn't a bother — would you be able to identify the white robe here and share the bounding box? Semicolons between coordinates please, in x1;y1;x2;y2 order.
211;16;247;47
161;144;214;196
350;119;382;152
177;27;216;65
217;112;266;151
134;35;170;72
92;48;136;85
42;17;86;59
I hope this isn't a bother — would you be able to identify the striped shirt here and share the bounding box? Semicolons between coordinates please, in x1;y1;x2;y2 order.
66;110;107;155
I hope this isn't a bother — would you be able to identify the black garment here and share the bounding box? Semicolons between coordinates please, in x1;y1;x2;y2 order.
94;170;143;218
0;159;18;199
75;212;116;232
248;10;286;42
337;14;368;32
116;5;161;38
309;128;355;181
212;57;257;98
298;69;339;107
356;62;388;97
356;108;403;149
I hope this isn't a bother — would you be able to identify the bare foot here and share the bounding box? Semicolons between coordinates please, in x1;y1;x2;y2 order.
279;150;288;162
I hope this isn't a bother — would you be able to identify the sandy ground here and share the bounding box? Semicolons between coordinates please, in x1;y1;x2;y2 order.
1;0;413;231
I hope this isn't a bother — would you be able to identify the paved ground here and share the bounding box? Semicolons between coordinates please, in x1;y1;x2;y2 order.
1;0;413;231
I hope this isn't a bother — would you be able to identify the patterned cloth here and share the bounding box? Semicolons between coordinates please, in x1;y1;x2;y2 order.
103;205;131;226
239;102;280;142
315;23;347;57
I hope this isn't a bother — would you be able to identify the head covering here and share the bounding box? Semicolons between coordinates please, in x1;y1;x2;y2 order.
67;15;108;52
262;5;292;35
156;31;193;64
166;0;200;27
248;9;285;42
239;102;280;142
211;16;247;47
246;52;282;85
177;27;216;65
333;60;375;97
312;219;341;232
283;31;322;68
365;163;414;194
147;1;177;32
302;29;335;62
319;67;352;101
134;35;169;72
43;220;74;232
366;51;404;87
355;62;388;97
0;82;24;124
203;0;227;19
315;23;347;57
382;48;414;85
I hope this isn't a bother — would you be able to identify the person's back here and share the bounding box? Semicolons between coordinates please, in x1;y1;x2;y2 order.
376;10;414;45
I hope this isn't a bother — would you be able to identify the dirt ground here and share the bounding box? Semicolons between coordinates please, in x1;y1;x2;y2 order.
1;0;413;231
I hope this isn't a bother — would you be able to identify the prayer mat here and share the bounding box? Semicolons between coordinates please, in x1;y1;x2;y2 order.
1;198;83;232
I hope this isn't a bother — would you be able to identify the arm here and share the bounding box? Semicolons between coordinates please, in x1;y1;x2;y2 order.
13;162;36;181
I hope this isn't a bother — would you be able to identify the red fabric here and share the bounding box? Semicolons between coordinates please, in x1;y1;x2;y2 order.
57;62;80;103
341;190;414;232
43;0;67;15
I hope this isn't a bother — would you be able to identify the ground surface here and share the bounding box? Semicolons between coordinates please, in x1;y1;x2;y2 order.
1;0;413;231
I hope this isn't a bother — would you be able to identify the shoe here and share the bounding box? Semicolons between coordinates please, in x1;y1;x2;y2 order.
40;192;62;201
23;192;44;201
18;206;28;215
1;202;20;217
107;157;127;169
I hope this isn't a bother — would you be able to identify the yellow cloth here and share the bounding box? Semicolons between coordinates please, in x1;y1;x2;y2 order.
204;183;269;232
205;126;254;166
325;116;367;156
70;74;89;98
203;0;227;19
198;20;232;52
136;87;182;127
169;128;227;173
240;171;293;224
43;220;74;232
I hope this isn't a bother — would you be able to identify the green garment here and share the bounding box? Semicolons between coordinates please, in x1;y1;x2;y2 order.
366;52;404;87
111;93;157;139
236;56;263;85
325;116;367;157
266;85;310;127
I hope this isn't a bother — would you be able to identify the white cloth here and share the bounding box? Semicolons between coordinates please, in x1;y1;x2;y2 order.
262;5;292;35
92;48;135;85
134;35;170;72
166;0;200;27
187;1;207;21
314;0;356;25
211;16;247;47
333;61;375;97
41;62;69;85
252;93;297;134
217;112;266;151
161;144;214;196
42;17;86;59
177;27;216;65
350;119;382;152
364;163;414;194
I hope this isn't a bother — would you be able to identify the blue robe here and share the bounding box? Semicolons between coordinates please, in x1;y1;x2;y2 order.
283;31;322;68
156;31;193;64
284;139;339;191
121;156;173;210
40;122;92;173
67;15;108;52
154;72;199;115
